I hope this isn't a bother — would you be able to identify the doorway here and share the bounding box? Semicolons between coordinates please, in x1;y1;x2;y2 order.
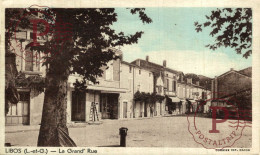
101;93;119;119
144;102;148;117
71;91;86;122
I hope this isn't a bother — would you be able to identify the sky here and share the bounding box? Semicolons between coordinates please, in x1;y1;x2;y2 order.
112;8;252;78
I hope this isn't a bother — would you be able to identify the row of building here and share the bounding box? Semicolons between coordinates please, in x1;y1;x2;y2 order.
6;29;252;125
6;29;212;125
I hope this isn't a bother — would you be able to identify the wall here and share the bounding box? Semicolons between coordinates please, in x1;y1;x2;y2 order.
164;71;177;93
11;32;46;76
177;83;186;99
217;72;251;98
119;63;134;119
134;67;153;93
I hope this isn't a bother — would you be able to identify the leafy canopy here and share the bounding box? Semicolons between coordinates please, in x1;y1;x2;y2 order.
8;8;152;90
195;8;252;58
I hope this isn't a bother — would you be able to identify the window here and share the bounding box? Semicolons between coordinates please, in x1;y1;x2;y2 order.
166;79;169;91
202;92;207;99
139;70;141;75
30;32;34;39
158;87;162;94
7;92;30;116
25;50;33;71
149;73;151;77
166;74;168;77
24;50;41;72
172;81;176;92
105;61;113;80
129;66;132;73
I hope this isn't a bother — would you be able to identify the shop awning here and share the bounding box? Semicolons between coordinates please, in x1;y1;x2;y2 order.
87;85;128;93
169;97;181;102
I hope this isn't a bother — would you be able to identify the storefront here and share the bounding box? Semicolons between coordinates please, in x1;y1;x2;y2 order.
6;91;30;125
6;88;44;125
187;99;196;113
69;85;127;123
166;96;181;114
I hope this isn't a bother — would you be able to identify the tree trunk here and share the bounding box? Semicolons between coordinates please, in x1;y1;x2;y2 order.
37;67;76;146
5;53;19;116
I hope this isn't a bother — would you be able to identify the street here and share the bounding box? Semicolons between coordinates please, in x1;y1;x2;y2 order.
5;116;252;147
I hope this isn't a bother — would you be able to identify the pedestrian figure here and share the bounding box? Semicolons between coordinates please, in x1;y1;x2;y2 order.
149;104;154;117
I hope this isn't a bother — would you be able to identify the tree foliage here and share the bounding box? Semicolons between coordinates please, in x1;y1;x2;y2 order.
184;73;200;84
25;8;152;88
6;8;152;146
5;8;46;114
5;9;28;115
15;73;45;93
195;8;252;58
134;91;165;103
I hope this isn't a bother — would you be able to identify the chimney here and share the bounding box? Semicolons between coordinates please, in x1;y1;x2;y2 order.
163;60;167;67
146;56;149;62
136;60;141;66
230;68;234;71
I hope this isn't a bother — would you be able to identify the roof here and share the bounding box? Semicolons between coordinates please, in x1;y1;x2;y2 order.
122;60;152;71
131;59;164;69
217;67;252;79
238;67;252;77
121;61;136;67
131;59;163;74
198;75;212;80
165;67;180;75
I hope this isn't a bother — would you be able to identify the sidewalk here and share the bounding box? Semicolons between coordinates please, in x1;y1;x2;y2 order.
5;116;164;133
5;125;40;133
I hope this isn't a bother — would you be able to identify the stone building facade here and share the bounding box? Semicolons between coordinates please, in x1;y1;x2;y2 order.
6;30;212;125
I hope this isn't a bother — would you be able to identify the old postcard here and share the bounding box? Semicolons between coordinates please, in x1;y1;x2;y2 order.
0;0;259;154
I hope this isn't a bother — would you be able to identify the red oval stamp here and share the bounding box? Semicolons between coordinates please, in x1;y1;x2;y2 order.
7;5;73;64
187;92;252;149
